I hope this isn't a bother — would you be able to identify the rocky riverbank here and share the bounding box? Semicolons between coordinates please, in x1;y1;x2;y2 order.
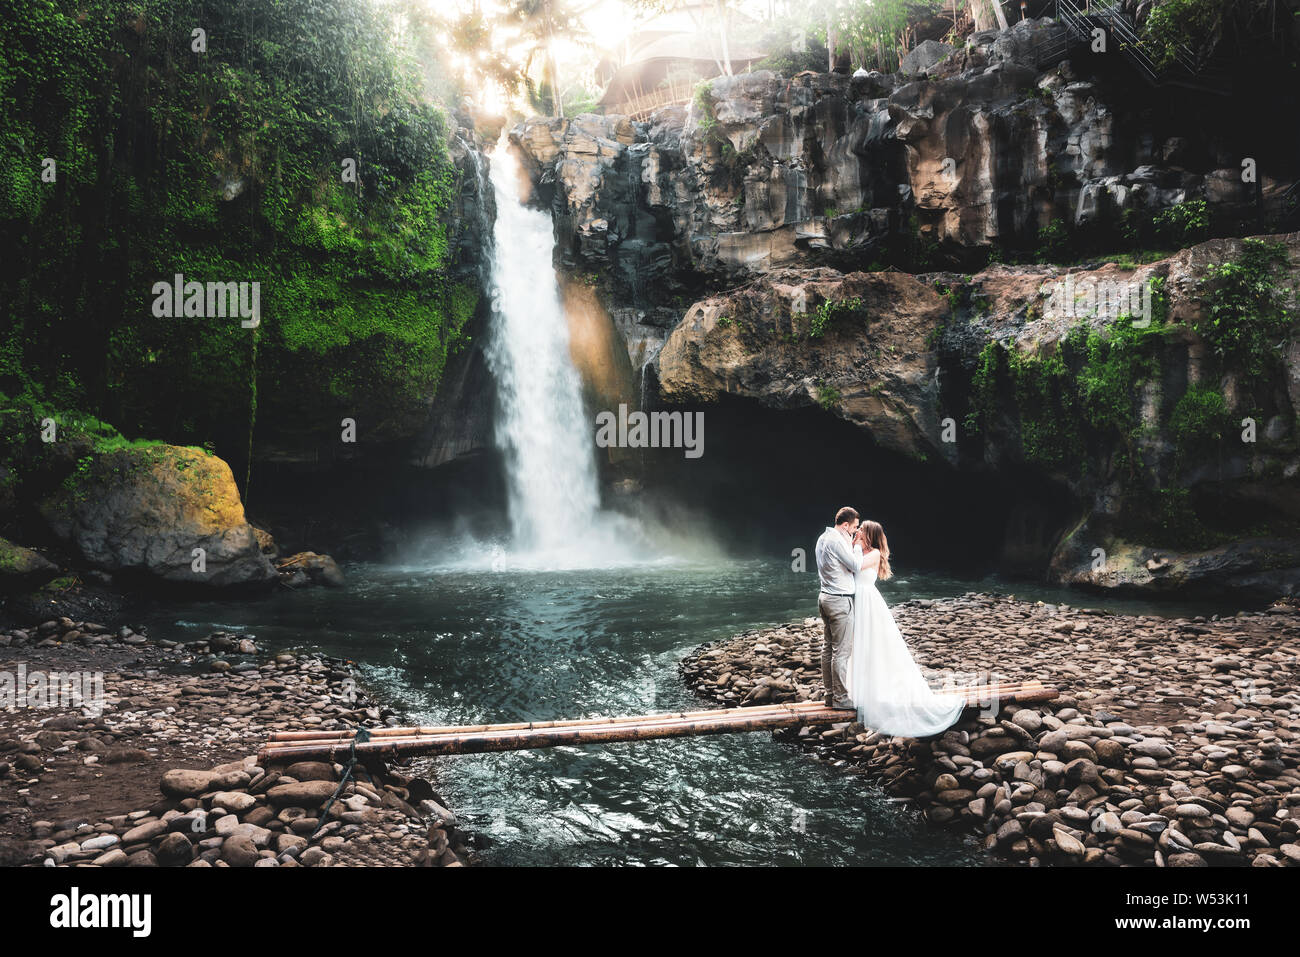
680;593;1300;866
0;619;472;867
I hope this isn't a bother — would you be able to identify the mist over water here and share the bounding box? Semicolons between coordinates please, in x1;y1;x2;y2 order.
472;135;651;570
392;136;735;572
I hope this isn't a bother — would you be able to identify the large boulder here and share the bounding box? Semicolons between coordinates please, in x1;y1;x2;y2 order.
160;768;219;797
899;39;953;76
0;537;59;592
276;551;345;588
652;235;1300;601
656;267;947;464
1050;521;1300;600
267;780;339;808
39;445;276;589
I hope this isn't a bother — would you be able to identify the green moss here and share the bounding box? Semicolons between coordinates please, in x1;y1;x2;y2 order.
693;79;717;136
0;387;218;515
965;310;1175;474
0;540;29;573
963;258;1264;497
1170;384;1231;467
1006;343;1084;471
1075;316;1171;474
1099;249;1176;269
808;297;864;339
967;340;1076;468
1194;238;1296;380
1;0;472;476
963;341;1002;436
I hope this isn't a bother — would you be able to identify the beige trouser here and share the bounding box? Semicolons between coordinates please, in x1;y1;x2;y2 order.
818;593;853;706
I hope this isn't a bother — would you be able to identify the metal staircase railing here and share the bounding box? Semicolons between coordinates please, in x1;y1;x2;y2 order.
1084;1;1162;80
1036;8;1078;67
1054;0;1231;93
1282;181;1300;225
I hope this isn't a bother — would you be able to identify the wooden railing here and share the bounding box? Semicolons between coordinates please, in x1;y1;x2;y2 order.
604;79;698;121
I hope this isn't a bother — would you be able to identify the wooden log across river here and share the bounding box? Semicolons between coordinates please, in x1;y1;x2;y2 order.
257;680;1057;763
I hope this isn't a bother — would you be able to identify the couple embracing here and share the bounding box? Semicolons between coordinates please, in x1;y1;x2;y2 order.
815;507;965;738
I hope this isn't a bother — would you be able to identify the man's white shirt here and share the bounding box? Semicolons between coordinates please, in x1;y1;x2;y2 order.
815;526;862;596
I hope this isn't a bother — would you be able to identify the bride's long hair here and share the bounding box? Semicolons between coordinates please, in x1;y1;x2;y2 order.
858;520;893;580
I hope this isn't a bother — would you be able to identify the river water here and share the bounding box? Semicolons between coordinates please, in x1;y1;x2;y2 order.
138;557;1237;866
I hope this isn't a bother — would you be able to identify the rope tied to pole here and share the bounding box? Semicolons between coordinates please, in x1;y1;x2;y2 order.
309;726;372;841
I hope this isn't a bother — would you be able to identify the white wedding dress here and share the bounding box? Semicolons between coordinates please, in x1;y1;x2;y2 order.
844;561;966;737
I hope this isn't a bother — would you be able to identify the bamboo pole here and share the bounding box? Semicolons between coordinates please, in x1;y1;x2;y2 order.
260;703;837;756
935;678;1045;696
260;706;856;762
257;683;1058;762
263;682;1053;750
256;681;1055;764
266;699;832;743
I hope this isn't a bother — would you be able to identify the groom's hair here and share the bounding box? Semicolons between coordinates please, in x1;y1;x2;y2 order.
834;506;859;526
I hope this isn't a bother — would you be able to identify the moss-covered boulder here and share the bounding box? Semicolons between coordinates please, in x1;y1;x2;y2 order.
1049;517;1300;600
38;445;276;590
0;537;59;593
3;574;126;625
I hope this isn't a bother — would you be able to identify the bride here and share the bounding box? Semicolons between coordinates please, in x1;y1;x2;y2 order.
843;520;966;737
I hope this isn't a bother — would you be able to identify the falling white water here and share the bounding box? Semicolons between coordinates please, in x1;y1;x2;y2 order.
484;137;601;544
476;135;659;570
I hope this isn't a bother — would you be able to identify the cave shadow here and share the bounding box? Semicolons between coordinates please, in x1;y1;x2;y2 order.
619;395;1079;580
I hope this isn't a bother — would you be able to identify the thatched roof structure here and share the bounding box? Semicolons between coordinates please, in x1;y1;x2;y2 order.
597;5;768;110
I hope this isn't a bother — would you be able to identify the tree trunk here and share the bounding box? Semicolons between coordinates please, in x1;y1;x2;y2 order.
991;0;1010;30
545;4;561;117
969;0;1001;32
826;12;836;72
716;0;733;75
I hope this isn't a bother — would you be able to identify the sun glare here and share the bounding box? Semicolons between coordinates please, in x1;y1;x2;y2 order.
582;0;635;53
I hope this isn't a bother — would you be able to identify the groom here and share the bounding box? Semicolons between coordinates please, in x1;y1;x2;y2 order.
815;506;862;710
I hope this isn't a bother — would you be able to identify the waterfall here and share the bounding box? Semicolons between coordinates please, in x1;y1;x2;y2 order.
482;135;634;567
398;134;712;572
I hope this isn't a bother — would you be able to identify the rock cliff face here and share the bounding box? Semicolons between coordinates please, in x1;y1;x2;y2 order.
510;18;1278;373
500;18;1300;599
445;114;498;291
410;115;498;472
252;114;499;477
650;236;1300;598
233;117;502;559
250;114;500;553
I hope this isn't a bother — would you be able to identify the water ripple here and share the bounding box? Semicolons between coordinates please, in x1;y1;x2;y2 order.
139;558;1230;865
